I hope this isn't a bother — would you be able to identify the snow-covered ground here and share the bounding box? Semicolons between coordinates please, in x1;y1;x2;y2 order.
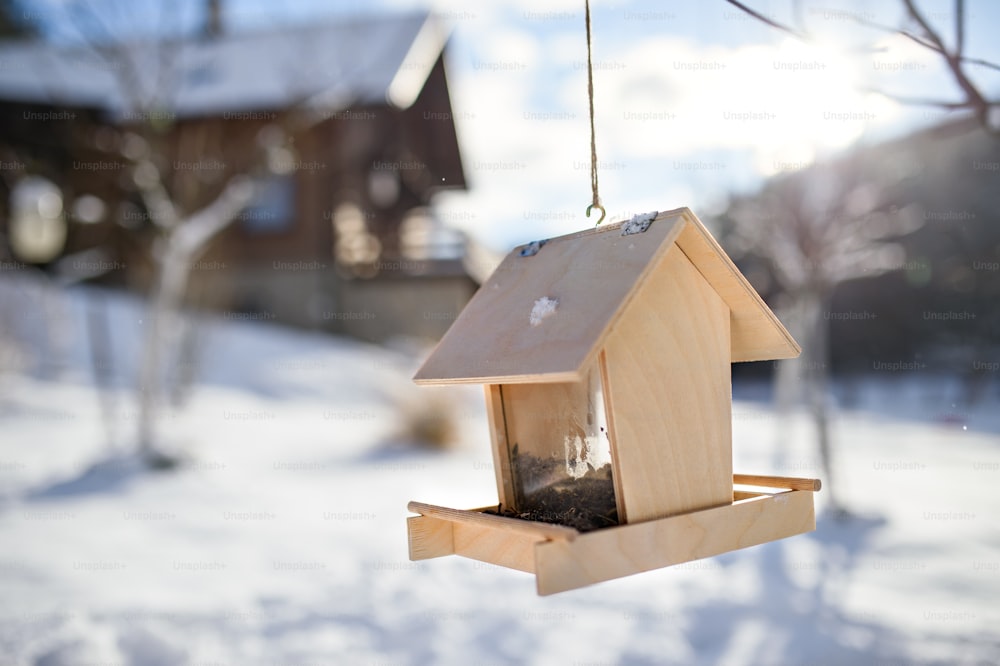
1;277;998;665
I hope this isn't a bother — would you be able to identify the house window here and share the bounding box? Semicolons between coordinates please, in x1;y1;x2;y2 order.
240;175;295;233
8;176;67;263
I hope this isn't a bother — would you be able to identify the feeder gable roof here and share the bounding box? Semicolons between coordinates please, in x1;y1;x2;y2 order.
414;207;799;385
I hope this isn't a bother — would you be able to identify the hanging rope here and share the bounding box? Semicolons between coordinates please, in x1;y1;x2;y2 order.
584;0;605;225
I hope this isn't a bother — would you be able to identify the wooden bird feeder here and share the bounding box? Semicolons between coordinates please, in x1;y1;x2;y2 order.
406;207;820;595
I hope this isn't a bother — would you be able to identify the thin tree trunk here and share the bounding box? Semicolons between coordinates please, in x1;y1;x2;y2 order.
804;289;841;515
134;178;255;466
86;291;117;451
773;295;805;457
137;234;192;466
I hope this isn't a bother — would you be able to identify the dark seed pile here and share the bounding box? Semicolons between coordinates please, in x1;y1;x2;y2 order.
487;451;619;532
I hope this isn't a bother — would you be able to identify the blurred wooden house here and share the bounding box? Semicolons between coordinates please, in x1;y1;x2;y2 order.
719;113;1000;377
0;11;481;342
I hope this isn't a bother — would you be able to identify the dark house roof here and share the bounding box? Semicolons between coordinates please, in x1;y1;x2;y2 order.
0;11;448;120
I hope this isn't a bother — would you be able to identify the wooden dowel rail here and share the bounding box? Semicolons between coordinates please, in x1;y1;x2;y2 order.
407;501;579;542
733;474;821;492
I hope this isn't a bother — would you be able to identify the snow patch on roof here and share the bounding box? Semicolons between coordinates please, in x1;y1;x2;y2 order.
0;12;445;119
529;296;558;327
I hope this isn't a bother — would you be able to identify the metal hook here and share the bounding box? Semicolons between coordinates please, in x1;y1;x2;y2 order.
586;203;606;226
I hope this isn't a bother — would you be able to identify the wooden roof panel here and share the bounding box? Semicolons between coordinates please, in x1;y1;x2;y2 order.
414;208;799;385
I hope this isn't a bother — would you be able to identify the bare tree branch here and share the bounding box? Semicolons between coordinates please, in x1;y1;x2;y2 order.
67;1;152;114
132;157;180;228
901;0;992;127
837;13;943;54
951;54;1000;72
153;1;182;116
173;177;256;256
955;0;965;57
723;0;880;53
858;87;973;110
723;0;1000;134
796;6;1000;72
723;0;810;41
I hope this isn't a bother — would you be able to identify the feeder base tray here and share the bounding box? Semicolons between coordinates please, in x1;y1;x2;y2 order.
407;480;817;595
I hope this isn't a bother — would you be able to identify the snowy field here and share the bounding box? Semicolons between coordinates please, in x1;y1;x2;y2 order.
1;278;998;665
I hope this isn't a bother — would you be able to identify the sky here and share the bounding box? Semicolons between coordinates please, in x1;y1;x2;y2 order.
297;0;1000;250
27;0;1000;251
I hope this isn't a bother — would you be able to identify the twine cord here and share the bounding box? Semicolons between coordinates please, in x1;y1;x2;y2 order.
584;0;605;225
